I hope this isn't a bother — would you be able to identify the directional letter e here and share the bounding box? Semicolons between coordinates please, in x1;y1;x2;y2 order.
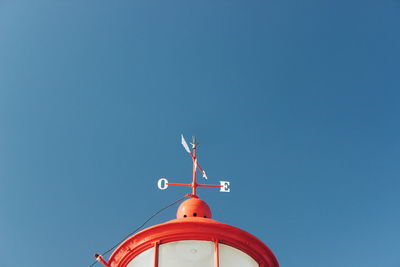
219;181;230;192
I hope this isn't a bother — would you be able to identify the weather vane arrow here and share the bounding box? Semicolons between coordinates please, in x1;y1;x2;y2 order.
181;134;208;179
157;135;230;197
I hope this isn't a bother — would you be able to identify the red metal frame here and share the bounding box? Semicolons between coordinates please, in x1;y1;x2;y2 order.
101;217;279;267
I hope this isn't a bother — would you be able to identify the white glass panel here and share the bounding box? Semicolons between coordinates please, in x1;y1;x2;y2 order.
159;240;214;267
219;243;258;267
127;247;154;267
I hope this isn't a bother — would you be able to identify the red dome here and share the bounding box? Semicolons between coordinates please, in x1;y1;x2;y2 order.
176;197;212;219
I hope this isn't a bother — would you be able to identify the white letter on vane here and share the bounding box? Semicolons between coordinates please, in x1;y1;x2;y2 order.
220;181;230;192
158;178;169;190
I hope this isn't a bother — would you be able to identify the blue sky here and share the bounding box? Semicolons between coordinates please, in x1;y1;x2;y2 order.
1;0;399;266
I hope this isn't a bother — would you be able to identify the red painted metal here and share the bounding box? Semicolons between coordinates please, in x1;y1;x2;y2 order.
166;183;222;188
95;138;277;267
165;141;222;197
191;143;198;196
94;254;110;267
103;215;279;267
166;183;191;187
153;242;159;267
176;198;212;219
214;239;220;267
197;184;223;188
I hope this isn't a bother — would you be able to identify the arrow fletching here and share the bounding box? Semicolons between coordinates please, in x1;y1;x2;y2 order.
181;134;191;153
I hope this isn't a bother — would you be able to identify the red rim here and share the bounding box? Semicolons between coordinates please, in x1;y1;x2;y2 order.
108;217;279;267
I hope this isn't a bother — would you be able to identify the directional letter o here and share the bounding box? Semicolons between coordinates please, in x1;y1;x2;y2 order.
158;178;169;190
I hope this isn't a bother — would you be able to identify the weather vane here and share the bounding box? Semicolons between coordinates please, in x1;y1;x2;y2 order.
157;135;230;197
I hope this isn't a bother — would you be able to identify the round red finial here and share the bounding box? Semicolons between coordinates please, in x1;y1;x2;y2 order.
177;197;212;219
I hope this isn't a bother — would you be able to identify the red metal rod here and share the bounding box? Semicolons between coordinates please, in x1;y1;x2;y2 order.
189;152;205;173
94;254;110;267
192;143;197;195
153;242;159;267
214;240;220;267
197;184;223;188
166;183;192;187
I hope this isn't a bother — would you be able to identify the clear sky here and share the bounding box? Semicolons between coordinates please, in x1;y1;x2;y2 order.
1;0;399;266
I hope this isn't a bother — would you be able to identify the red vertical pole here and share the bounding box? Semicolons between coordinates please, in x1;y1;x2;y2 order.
214;240;219;267
154;242;159;267
192;143;197;196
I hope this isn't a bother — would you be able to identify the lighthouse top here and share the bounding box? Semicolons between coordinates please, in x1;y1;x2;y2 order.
93;135;279;267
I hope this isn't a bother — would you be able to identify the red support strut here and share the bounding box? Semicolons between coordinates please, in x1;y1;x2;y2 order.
94;254;110;267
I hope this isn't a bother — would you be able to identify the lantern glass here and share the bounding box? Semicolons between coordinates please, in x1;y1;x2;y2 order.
219;243;258;267
159;240;214;267
126;246;154;267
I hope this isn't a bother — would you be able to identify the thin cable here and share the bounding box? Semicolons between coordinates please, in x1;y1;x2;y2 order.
89;195;187;267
